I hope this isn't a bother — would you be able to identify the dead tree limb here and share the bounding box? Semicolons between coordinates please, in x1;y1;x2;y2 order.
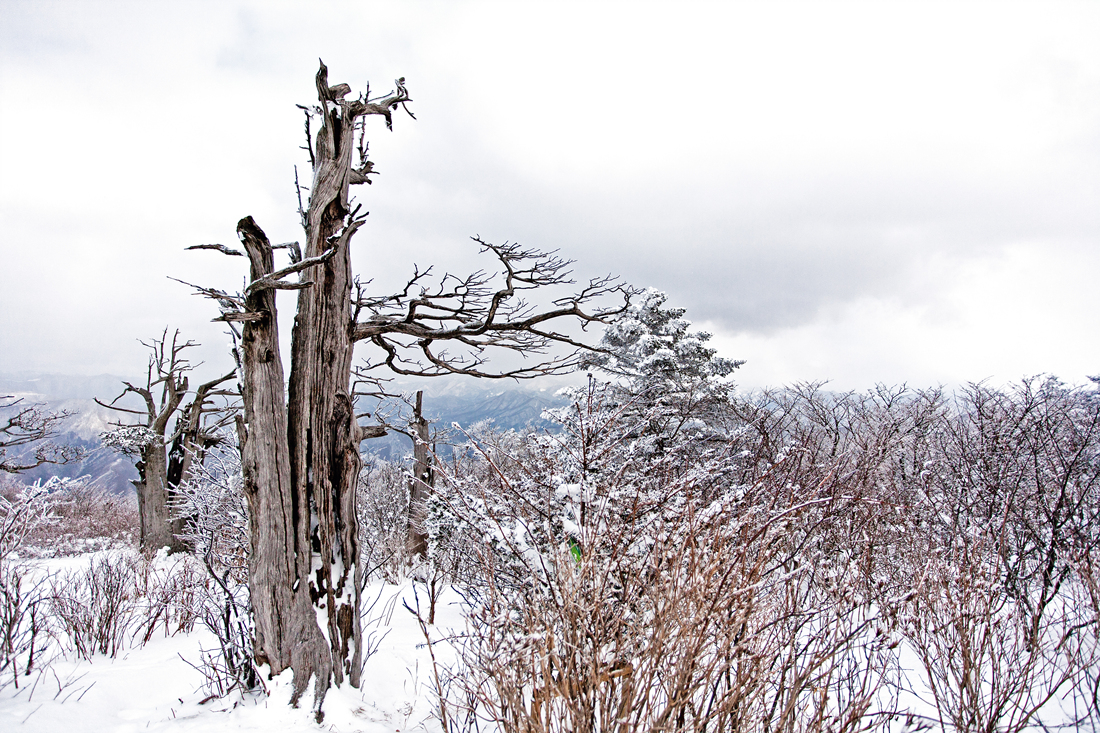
0;397;83;473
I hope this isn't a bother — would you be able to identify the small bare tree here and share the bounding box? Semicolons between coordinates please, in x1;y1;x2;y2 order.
187;61;633;717
0;397;84;474
99;330;235;553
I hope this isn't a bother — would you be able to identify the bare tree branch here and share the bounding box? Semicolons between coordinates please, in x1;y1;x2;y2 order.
351;236;638;377
0;396;84;473
244;246;337;295
273;240;303;264
187;243;245;257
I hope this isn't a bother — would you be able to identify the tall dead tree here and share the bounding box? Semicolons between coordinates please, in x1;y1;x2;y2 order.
99;330;235;552
190;61;634;717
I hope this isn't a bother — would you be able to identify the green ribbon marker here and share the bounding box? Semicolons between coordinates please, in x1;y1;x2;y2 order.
569;538;583;563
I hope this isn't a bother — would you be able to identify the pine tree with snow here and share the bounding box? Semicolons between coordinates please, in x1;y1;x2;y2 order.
581;288;744;454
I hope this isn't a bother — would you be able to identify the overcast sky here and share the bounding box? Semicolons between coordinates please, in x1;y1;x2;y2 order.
1;0;1098;391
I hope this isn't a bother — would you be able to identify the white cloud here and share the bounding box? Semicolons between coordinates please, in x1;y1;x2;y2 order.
713;239;1100;390
1;0;1097;388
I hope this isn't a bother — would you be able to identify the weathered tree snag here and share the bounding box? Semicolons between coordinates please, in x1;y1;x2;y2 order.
192;63;411;716
136;433;173;551
283;61;394;694
407;391;433;559
132;360;184;553
189;61;634;717
235;218;332;713
100;338;235;554
99;332;234;553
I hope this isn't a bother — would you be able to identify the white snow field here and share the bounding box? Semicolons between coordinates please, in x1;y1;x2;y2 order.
2;546;1095;733
1;554;458;733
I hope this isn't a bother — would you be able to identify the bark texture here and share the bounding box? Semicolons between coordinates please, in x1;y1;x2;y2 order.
286;64;364;690
228;63;408;715
407;391;433;559
236;218;332;712
134;439;174;551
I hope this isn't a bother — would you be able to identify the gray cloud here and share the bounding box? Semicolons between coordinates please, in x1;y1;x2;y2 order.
1;1;1098;388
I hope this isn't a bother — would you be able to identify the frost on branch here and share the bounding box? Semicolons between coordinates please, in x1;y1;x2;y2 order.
100;426;160;457
0;396;84;473
585;288;742;386
573;289;745;454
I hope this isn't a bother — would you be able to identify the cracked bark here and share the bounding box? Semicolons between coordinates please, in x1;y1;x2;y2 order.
229;61;401;717
407;390;432;559
236;217;332;713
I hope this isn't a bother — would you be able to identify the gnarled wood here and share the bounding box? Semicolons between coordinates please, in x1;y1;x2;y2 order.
189;61;634;718
225;63;407;714
100;332;236;554
133;437;173;551
284;61;376;693
236;217;332;713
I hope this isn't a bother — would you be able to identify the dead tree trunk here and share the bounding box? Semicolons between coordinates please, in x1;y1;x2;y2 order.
285;65;365;691
407;391;433;559
189;61;633;718
235;218;332;712
100;332;235;554
134;438;173;551
210;63;412;716
101;333;187;553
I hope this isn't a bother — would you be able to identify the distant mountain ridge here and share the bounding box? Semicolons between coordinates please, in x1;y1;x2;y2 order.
362;383;570;461
0;372;128;402
2;371;578;489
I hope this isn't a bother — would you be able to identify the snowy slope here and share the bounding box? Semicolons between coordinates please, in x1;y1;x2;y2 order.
1;566;459;733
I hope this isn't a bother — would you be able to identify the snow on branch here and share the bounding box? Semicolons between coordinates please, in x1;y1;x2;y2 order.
0;395;84;473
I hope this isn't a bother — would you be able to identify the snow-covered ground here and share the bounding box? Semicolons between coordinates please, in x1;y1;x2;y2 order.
4;551;1095;733
1;555;460;733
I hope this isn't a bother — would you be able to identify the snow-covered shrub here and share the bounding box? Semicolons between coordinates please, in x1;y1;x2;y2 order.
0;483;59;690
48;553;138;660
175;435;248;584
174;434;262;697
1;486;51;566
17;476;137;556
0;561;51;692
357;456;413;582
132;551;205;644
99;425;159;456
896;377;1100;732
190;576;263;699
904;530;1097;733
725;378;1100;732
433;380;905;733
